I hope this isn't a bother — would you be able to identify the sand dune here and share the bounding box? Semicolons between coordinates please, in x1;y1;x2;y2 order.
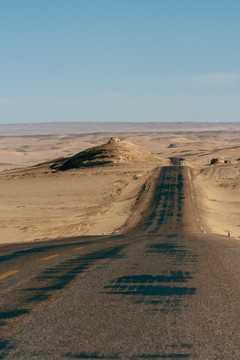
0;164;160;244
192;164;240;238
0;123;239;244
0;136;162;244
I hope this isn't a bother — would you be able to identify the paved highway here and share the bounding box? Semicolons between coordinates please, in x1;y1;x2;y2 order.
0;166;240;359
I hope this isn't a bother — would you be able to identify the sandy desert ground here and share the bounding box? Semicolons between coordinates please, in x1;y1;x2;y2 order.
0;122;239;244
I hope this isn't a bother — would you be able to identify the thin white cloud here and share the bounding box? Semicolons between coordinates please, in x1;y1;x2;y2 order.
191;73;240;87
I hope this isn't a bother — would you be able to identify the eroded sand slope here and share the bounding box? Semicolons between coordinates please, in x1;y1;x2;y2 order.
192;163;240;238
0;137;162;244
0;124;239;243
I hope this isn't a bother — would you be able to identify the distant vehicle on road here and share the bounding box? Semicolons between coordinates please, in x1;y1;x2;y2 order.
169;157;185;165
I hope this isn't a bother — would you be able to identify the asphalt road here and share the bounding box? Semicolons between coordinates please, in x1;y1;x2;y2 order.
0;166;240;359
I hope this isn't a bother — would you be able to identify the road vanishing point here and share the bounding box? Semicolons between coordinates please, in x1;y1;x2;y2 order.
0;166;240;359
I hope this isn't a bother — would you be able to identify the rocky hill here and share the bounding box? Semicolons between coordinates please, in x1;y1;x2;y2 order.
50;137;159;171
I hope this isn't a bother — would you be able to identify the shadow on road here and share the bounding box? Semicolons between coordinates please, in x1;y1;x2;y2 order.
65;351;192;359
104;274;196;297
0;245;125;358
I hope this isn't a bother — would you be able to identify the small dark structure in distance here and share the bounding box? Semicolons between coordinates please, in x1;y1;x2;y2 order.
169;157;185;166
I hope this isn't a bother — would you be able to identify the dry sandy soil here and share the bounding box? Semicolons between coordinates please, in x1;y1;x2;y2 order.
0;122;239;244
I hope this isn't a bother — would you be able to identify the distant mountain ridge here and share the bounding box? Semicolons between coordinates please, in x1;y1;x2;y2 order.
1;122;240;136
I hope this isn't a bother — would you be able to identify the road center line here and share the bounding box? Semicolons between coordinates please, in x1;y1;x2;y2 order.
0;270;20;280
73;246;86;251
41;254;60;261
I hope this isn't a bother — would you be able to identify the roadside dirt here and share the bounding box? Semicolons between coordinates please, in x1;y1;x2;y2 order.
191;164;240;239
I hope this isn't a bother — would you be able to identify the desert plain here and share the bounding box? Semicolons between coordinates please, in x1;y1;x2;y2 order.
0;122;239;245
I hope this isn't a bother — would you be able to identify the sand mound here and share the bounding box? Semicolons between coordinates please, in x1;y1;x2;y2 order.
192;163;240;238
167;143;177;148
210;157;225;165
210;157;232;165
50;137;159;171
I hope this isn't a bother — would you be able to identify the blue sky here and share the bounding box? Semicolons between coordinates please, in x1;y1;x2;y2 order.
0;0;240;123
